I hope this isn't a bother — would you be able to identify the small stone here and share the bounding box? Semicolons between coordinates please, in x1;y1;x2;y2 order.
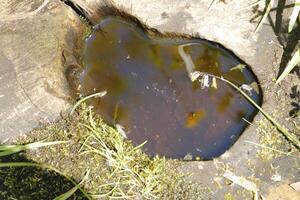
270;174;281;182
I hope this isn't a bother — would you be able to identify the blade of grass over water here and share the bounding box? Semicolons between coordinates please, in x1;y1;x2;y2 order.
276;49;300;84
0;140;69;157
0;162;92;200
190;71;300;149
71;91;107;114
255;0;275;33
288;0;300;32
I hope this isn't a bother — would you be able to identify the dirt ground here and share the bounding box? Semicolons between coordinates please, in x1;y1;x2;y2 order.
0;0;299;199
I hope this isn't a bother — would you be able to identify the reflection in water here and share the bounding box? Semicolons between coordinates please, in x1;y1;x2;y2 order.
217;92;234;113
178;43;198;76
185;111;206;128
75;17;262;160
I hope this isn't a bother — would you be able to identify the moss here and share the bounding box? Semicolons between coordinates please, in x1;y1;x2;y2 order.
0;154;86;200
15;104;209;199
224;193;235;200
255;116;296;161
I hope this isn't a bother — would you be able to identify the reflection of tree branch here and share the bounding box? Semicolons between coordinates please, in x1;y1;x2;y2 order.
149;43;202;117
178;43;199;77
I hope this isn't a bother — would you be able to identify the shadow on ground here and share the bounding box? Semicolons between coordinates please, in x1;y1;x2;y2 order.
290;85;300;117
271;1;300;77
0;154;87;200
270;0;300;118
252;0;300;118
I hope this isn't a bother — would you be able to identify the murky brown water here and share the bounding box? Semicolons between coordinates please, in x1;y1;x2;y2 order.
77;17;262;160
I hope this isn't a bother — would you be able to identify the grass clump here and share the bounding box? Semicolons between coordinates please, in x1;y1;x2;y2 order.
18;104;208;200
255;117;299;161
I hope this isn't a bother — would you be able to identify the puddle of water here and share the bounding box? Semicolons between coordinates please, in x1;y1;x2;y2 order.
77;17;262;160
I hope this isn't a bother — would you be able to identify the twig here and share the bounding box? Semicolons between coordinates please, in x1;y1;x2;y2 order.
239;0;264;11
244;140;300;159
223;171;259;200
0;0;50;22
209;0;218;10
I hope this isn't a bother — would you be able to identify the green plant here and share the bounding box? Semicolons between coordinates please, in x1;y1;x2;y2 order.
288;0;300;33
250;0;300;32
0;140;68;157
255;0;275;33
250;0;300;83
78;108;165;199
276;49;300;83
8;102;206;200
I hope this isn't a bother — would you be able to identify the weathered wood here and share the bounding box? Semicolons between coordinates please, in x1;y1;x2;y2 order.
0;0;84;141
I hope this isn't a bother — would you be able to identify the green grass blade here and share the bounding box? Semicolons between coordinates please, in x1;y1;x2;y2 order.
0;145;22;150
0;141;68;157
255;0;275;33
0;147;24;157
0;162;92;200
0;162;42;168
54;170;90;200
26;141;69;149
288;0;300;32
53;186;79;200
276;49;300;84
71;91;107;114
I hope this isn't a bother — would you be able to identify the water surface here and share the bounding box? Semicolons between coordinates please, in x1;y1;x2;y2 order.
79;17;262;160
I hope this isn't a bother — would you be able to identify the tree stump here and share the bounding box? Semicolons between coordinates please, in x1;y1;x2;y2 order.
0;0;84;141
